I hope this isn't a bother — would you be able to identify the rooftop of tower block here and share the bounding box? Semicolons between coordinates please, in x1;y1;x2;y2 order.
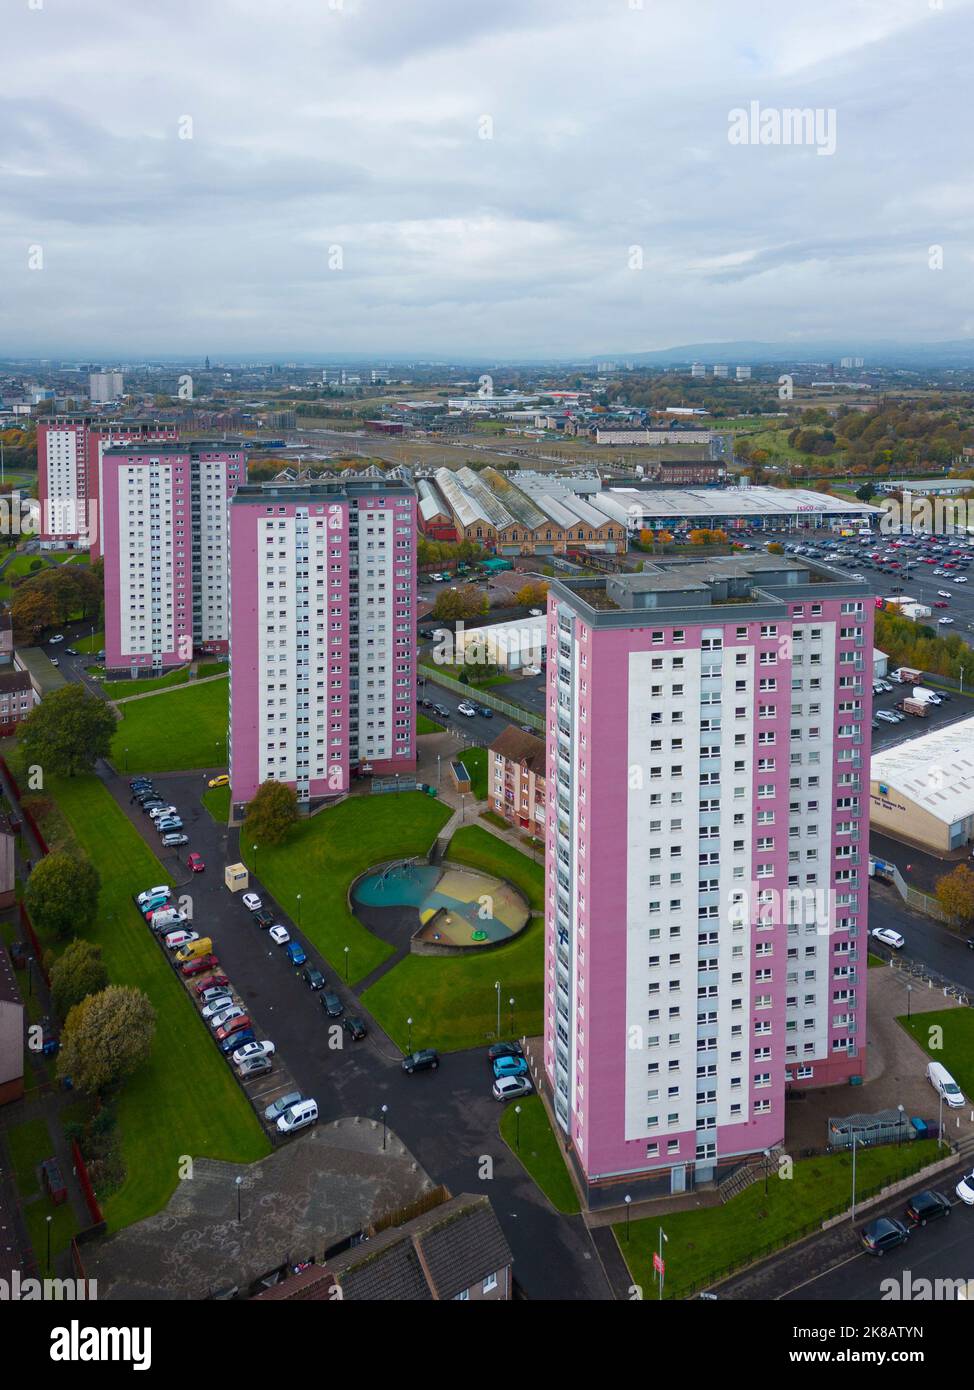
552;554;869;625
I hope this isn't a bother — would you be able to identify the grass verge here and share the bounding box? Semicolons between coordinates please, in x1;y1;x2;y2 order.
110;677;228;773
499;1094;579;1214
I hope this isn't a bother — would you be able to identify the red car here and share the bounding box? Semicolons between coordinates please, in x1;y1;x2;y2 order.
180;953;219;977
215;1015;251;1042
194;972;230;995
188;852;205;873
934;601;949;608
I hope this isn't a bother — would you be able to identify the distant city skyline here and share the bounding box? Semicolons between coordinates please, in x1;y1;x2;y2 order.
4;0;974;357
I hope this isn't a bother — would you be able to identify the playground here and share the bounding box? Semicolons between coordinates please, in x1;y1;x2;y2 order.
352;858;529;951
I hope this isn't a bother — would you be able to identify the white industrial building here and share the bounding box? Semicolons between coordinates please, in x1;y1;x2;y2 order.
870;715;974;852
455;614;546;671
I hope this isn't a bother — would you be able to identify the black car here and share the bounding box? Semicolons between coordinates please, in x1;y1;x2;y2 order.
129;778;154;790
860;1216;910;1255
321;992;344;1018
254;910;275;930
218;1028;255;1056
402;1048;439;1074
477;706;494;718
343;1016;367;1041
487;1042;524;1063
303;965;326;990
904;1189;951;1227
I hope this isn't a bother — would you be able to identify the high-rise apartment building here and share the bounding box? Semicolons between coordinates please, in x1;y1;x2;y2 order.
545;557;872;1202
101;442;245;675
228;475;416;806
89;370;124;403
37;416;178;549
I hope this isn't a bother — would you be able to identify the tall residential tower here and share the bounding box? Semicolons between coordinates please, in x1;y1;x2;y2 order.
545;556;872;1202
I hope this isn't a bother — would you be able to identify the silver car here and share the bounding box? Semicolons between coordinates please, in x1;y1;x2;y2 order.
201;994;234;1020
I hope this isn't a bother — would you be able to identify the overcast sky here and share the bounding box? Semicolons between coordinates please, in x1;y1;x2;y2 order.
3;0;973;360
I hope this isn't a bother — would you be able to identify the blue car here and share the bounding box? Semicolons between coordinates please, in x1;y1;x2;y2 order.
218;1028;254;1056
286;941;307;967
492;1054;529;1079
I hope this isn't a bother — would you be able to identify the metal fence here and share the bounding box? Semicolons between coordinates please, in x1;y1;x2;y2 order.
419;665;544;733
872;855;950;923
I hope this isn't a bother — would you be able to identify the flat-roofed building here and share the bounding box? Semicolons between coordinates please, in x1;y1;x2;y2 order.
870;716;974;852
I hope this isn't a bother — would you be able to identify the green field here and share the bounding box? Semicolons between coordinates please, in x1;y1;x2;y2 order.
4;552;45;579
499;1095;579;1214
110;677;228;773
900;1008;974;1101
202;784;231;822
106;667;190;700
363;915;544;1052
446;825;544;910
416;714;444;735
48;551;90;565
27;771;270;1232
196;659;229;677
242;792;452;982
74;630;104;654
457;746;488;799
7;1116;51;1196
618;1141;941;1300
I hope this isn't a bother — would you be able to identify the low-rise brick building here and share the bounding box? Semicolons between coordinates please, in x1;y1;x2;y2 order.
488;725;546;834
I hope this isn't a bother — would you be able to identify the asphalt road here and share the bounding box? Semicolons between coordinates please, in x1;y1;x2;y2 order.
867;883;974;991
105;766;610;1301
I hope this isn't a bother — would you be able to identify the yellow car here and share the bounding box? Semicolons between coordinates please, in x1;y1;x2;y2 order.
208;774;229;789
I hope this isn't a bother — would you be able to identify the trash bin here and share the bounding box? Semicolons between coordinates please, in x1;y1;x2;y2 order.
910;1117;929;1140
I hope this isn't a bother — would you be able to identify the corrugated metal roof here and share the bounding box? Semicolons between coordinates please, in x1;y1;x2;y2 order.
871;713;974;825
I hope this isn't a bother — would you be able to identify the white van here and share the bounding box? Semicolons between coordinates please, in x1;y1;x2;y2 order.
276;1098;318;1133
149;907;187;932
927;1061;965;1109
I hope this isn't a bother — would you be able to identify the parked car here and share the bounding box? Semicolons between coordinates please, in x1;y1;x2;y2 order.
269;925;290;946
871;927;905;950
904;1189;951;1226
188;852;205;873
264;1090;303;1122
955;1171;974;1205
179;954;219;977
208;774;230;788
209;1004;245;1030
219;1028;255;1056
321;992;344;1018
493;1075;533;1102
254;910;275;930
302;965;326;990
285;941;307;966
137;885;171;907
146;804;178;820
139;800;168;814
276;1099;318;1133
201;994;235;1020
193;973;229;994
342;1016;367;1041
198;983;232;1003
860;1217;910;1255
156;818;183;833
402;1048;439;1074
232;1040;276;1065
216;1015;252;1042
492;1054;529;1079
487;1041;524;1062
140;895;171;919
163;929;199;951
476;706;493;718
457;701;476;717
236;1054;273;1079
161;833;189;848
242;892;262;912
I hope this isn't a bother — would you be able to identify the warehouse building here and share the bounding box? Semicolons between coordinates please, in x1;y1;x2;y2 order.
455;614;546;670
432;466;624;556
591;484;880;534
870;716;974;852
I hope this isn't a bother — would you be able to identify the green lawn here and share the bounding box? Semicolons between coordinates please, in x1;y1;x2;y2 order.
25;1197;79;1266
74;630;104;654
4;552;45;579
499;1095;579;1213
416;713;444;735
457;746;488;799
196;659;229;677
202;784;231;823
618;1141;941;1300
48;551;90;565
446;825;544;910
363;916;544;1052
900;1008;974;1100
110;677;228;773
105;667;190;700
7;1116;51;1196
28;771;270;1231
242;792;452;982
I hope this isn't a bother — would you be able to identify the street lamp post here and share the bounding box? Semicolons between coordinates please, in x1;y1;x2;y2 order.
407;1016;413;1052
509;996;515;1035
236;1175;243;1223
296;893;302;928
494;981;501;1038
343;946;349;982
763;1148;770;1195
46;1214;53;1273
514;1103;522;1152
381;1103;388;1151
252;844;258;878
907;983;913;1020
624;1194;632;1242
938;1088;944;1151
851;1130;859;1221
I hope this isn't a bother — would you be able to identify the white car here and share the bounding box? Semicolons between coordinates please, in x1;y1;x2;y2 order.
147;805;178;820
493;1075;533;1102
956;1171;974;1206
954;575;968;583
875;709;898;723
137;886;171;907
456;701;476;717
49;634;64;643
232;1040;276;1065
242;892;262;912
937;590;952;598
201;994;234;1020
871;926;905;950
939;617;954;625
164;929;199;951
209;1005;245;1031
269;925;290;946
